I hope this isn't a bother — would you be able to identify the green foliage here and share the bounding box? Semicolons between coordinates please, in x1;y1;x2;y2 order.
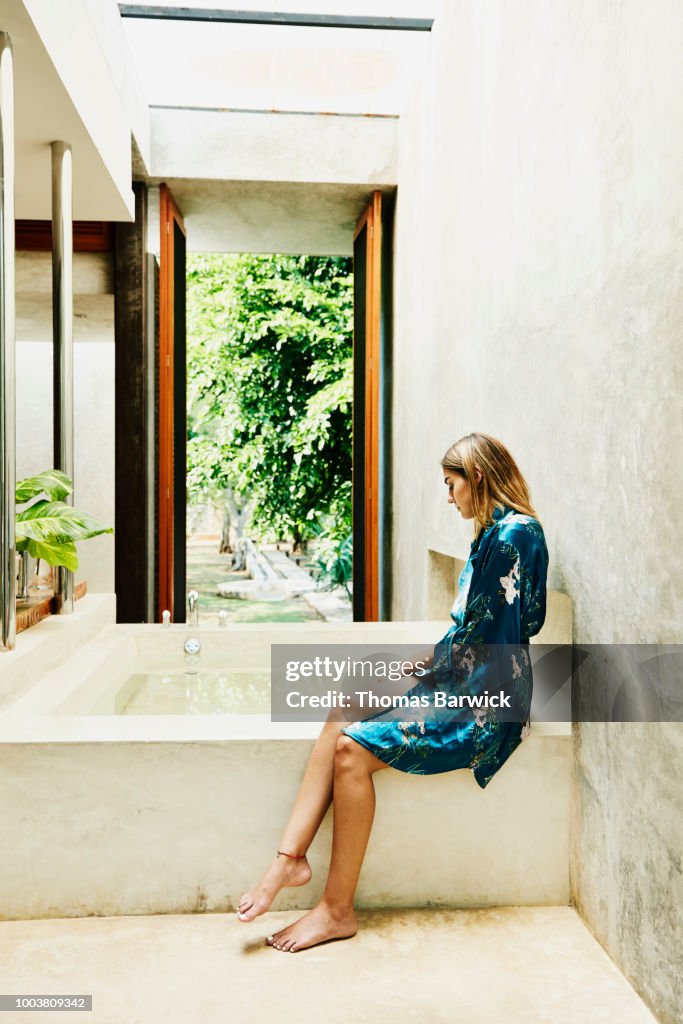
307;478;353;595
16;471;113;570
312;533;353;597
187;253;353;546
15;469;72;504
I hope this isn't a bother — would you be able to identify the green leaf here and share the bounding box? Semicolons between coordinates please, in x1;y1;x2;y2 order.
24;537;79;571
16;470;72;504
16;500;113;545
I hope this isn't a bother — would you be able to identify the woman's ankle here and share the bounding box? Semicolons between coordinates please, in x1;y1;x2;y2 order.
320;896;355;919
276;847;308;861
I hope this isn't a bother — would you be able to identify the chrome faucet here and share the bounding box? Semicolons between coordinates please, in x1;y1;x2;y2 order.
188;590;199;626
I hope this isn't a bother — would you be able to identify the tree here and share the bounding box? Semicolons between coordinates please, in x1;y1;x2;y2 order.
187;253;353;553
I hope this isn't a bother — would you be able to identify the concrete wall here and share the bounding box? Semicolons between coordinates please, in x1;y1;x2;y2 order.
148;108;398;254
19;0;144;217
391;3;683;1022
150;109;398;185
16;253;115;594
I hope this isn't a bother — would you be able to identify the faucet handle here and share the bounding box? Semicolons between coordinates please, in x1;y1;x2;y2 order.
218;609;228;628
188;590;199;607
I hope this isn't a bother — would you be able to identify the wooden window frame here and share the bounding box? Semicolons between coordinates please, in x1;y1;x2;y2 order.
158;184;186;621
15;220;113;252
353;191;382;621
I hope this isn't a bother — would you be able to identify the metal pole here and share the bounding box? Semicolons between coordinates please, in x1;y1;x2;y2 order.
0;33;16;652
51;141;74;614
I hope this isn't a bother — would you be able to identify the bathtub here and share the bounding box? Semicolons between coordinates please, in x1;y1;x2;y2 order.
0;597;572;920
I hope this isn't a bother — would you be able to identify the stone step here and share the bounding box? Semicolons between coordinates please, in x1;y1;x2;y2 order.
261;548;319;591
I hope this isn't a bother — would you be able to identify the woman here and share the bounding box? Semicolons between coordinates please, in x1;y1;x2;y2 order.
237;432;549;953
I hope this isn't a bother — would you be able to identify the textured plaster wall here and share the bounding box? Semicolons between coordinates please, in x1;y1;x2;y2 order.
391;3;683;1022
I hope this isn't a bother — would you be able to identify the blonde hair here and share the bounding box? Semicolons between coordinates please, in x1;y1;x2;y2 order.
441;432;542;541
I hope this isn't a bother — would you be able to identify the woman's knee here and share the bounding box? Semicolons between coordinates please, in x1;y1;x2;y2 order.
334;733;385;775
334;733;363;773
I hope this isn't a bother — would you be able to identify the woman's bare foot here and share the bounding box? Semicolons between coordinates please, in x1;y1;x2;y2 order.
236;854;312;922
265;900;357;952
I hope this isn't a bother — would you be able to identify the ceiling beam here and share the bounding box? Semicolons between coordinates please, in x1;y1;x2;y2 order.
118;6;433;31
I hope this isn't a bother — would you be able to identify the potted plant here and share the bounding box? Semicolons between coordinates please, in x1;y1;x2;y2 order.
15;469;112;592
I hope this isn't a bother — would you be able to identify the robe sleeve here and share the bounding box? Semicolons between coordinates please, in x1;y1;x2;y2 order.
416;537;523;686
449;536;524;646
422;524;547;682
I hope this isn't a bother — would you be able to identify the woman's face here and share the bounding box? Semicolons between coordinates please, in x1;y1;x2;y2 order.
444;468;482;519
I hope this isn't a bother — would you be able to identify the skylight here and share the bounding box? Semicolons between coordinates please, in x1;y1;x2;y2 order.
120;3;436;117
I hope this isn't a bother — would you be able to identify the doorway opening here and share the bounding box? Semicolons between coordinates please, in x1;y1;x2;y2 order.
185;251;354;625
156;187;394;625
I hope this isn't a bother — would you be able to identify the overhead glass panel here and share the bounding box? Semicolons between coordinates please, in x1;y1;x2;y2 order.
121;7;433;116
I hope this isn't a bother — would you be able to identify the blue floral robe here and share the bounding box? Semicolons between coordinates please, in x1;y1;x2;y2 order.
341;504;549;789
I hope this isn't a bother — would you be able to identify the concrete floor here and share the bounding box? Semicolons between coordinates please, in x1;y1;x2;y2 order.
0;906;659;1024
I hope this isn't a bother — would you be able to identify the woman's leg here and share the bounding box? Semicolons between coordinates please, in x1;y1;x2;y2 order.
237;713;349;922
267;733;389;952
